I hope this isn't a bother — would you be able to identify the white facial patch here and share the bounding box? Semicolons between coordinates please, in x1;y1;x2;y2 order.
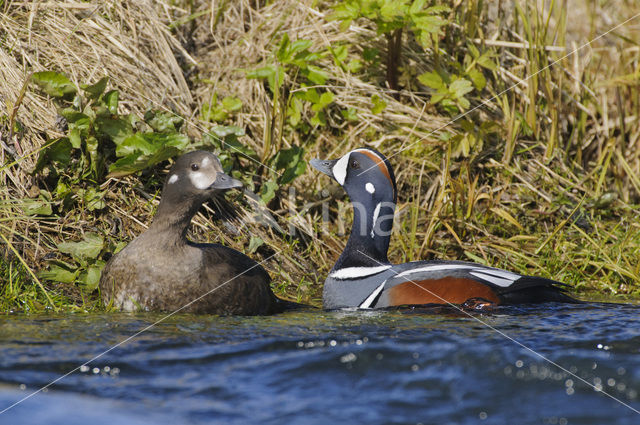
201;156;211;167
365;183;375;194
332;152;351;185
189;171;215;190
329;265;391;280
168;174;179;184
370;202;381;238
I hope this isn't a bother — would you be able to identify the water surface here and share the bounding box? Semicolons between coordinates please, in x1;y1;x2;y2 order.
1;302;639;424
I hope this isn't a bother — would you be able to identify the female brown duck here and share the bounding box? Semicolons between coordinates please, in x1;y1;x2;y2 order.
100;150;286;315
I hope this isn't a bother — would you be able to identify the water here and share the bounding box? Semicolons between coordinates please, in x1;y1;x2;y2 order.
1;302;639;425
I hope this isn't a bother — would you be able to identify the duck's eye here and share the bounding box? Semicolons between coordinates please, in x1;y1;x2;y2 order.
350;159;360;169
191;163;199;171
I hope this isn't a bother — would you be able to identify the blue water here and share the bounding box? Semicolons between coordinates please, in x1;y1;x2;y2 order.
1;302;639;425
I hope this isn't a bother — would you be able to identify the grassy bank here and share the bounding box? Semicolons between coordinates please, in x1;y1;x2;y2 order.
1;0;639;313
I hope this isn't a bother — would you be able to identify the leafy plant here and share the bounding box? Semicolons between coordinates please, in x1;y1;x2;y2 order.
243;33;324;203
417;42;496;114
329;0;450;92
201;94;243;123
30;71;197;213
39;233;123;291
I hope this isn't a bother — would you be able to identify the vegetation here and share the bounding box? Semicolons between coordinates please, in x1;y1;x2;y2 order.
1;0;639;313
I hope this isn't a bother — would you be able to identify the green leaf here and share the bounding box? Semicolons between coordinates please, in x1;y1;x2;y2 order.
20;198;53;216
306;65;330;85
418;71;444;89
201;102;227;122
85;135;100;177
245;64;283;93
371;94;387;114
274;145;306;185
248;237;264;254
332;45;348;63
210;125;245;138
245;65;276;80
409;0;427;15
81;261;105;290
103;90;119;114
39;262;78;284
58;233;104;261
477;52;497;71
287;97;303;127
341;107;358;121
467;68;486;90
363;47;380;62
288;39;313;61
221;96;242;112
81;77;108;100
68;127;82;149
144;111;184;133
346;59;362;73
31;71;76;100
109;145;183;177
467;43;480;59
280;160;306;185
115;132;189;157
82;187;106;211
412;14;447;33
60;109;90;124
95;116;133;145
34;137;73;173
310;111;326;126
276;33;291;63
311;91;334;111
260;180;278;204
328;1;359;26
449;78;474;99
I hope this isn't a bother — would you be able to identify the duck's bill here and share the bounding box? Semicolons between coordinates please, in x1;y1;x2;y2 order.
210;172;243;190
310;158;338;181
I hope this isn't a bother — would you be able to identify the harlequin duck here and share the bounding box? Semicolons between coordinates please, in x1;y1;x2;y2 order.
100;150;285;315
310;148;578;309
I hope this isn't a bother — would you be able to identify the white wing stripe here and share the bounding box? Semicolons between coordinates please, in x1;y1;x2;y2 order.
395;264;519;288
474;268;520;280
396;264;475;277
469;272;514;287
359;280;387;308
330;265;391;279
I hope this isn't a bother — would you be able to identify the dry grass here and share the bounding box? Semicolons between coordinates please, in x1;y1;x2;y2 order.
1;0;640;312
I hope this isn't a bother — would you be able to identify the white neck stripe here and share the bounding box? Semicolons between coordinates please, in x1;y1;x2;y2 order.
370;202;381;238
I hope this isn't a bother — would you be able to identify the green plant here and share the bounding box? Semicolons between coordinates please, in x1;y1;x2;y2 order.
243;33;325;203
39;233;123;291
31;72;195;213
330;0;450;92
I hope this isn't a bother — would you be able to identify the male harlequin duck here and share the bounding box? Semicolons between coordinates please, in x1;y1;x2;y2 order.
100;150;286;315
310;148;578;309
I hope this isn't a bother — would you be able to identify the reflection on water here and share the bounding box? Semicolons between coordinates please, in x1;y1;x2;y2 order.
1;302;639;425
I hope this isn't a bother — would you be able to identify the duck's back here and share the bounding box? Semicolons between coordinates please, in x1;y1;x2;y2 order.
99;235;278;315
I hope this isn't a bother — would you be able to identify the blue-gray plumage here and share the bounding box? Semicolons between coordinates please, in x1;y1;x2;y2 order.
311;148;578;309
